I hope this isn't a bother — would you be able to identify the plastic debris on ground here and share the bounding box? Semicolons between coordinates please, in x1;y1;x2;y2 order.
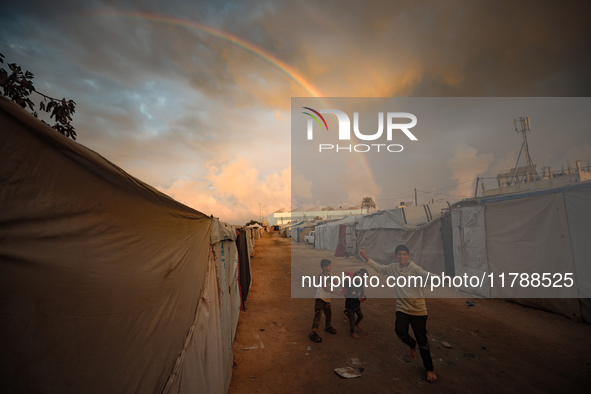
334;366;361;379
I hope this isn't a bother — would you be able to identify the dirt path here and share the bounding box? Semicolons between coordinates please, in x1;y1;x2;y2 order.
229;231;591;393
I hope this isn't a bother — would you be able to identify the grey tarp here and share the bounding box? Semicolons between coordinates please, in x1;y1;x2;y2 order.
314;216;357;253
451;206;489;297
246;224;263;256
211;219;240;392
356;216;445;273
485;192;581;319
355;209;407;231
563;186;591;322
0;97;228;392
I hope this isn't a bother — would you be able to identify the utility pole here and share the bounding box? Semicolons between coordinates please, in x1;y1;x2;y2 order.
414;188;417;206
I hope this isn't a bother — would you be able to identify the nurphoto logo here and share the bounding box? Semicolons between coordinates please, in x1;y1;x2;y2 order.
302;107;418;153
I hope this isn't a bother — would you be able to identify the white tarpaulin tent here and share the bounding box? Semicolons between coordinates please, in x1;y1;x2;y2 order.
313;207;446;272
355;211;445;273
0;97;237;393
564;185;591;321
450;183;591;322
314;216;357;253
211;219;240;392
355;209;408;231
450;206;490;297
483;187;588;321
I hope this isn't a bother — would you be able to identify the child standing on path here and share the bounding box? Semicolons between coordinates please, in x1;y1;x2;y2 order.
359;245;438;383
309;259;340;343
344;268;368;339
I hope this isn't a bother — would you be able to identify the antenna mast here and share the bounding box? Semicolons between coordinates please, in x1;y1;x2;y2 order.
514;116;534;166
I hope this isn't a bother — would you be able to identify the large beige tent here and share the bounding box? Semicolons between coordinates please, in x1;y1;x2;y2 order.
0;97;237;393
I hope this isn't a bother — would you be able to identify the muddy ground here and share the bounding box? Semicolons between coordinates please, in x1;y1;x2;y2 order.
228;231;591;393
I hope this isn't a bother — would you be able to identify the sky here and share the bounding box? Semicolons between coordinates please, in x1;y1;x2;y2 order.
291;97;591;211
1;0;590;225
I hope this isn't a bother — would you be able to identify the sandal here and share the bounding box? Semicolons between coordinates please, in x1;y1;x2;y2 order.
309;332;322;343
324;326;337;334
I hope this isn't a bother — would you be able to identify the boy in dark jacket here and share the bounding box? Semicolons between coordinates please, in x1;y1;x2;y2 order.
344;268;368;339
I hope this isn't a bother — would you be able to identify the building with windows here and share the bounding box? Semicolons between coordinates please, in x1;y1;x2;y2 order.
267;208;365;226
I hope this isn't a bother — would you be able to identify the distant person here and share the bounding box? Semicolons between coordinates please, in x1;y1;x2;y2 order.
309;259;340;343
343;268;368;339
359;245;438;383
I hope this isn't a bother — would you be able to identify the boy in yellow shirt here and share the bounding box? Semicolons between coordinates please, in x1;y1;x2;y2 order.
359;245;437;383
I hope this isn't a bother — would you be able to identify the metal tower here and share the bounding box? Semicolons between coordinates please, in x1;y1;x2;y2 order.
514;116;535;167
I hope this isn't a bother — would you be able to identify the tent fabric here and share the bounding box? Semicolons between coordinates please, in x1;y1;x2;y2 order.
290;226;300;242
162;256;224;394
314;216;356;253
211;221;240;340
245;225;262;256
344;222;357;256
235;229;252;310
563;186;591;322
334;225;347;257
440;212;455;276
485;192;581;318
211;219;240;392
355;202;449;231
315;221;338;252
211;218;237;244
419;219;447;274
356;219;445;273
480;180;591;204
448;186;591;321
355;209;407;230
450;206;489;297
0;97;230;392
246;228;255;256
313;209;445;271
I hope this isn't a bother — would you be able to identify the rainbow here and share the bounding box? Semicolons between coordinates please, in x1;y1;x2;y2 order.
87;11;379;198
299;107;380;195
86;10;327;104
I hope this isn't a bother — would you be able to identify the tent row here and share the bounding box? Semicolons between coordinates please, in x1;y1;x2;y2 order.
307;188;591;323
312;201;449;273
0;97;256;393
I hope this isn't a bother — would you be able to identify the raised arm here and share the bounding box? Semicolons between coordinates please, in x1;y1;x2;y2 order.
410;262;442;283
359;250;391;276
